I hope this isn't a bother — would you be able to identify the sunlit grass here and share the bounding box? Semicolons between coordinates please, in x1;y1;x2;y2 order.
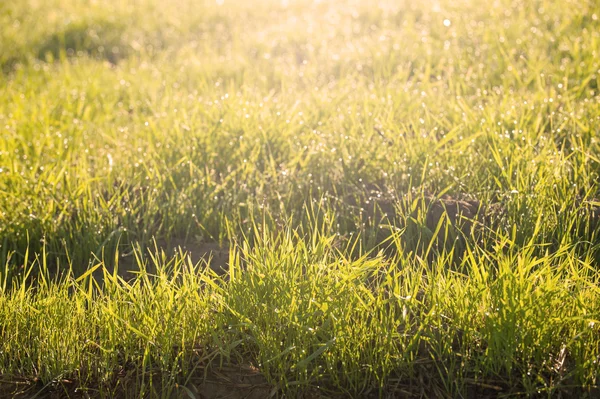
1;225;599;397
1;0;599;396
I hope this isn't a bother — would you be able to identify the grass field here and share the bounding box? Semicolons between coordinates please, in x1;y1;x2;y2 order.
1;0;600;397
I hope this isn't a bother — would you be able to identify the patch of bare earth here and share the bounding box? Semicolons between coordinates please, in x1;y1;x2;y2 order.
109;238;230;280
185;365;274;399
152;238;230;275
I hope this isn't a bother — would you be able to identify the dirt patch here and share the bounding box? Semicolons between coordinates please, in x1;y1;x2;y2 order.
105;238;229;281
425;197;482;232
363;192;503;236
152;238;230;275
185;365;274;399
1;367;328;399
349;182;499;233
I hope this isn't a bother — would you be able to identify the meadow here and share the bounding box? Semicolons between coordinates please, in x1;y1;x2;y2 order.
1;0;600;397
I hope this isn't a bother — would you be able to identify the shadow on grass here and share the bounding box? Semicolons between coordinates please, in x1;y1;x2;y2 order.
1;19;129;73
36;20;128;64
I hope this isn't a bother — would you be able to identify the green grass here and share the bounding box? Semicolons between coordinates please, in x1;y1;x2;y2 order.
1;0;600;396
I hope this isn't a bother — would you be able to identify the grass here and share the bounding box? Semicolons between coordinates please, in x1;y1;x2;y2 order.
1;0;600;396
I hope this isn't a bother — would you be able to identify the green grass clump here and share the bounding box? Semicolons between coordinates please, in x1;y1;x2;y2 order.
1;228;599;397
1;0;600;396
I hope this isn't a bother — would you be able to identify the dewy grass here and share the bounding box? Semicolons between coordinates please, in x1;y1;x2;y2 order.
1;0;600;396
